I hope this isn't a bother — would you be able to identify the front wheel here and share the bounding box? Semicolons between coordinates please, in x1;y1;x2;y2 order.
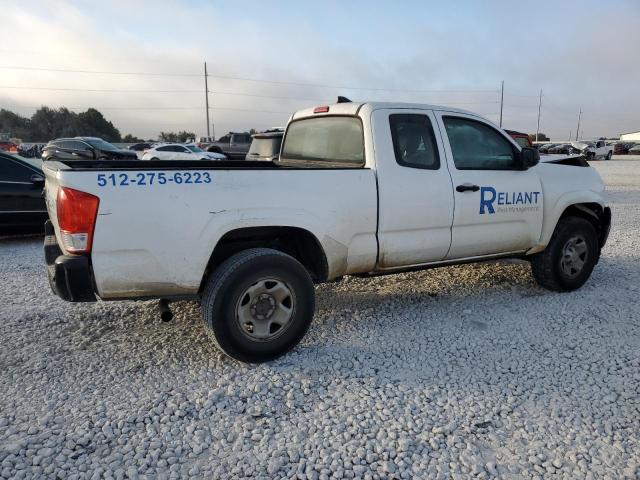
606;151;612;160
531;217;598;292
201;248;315;363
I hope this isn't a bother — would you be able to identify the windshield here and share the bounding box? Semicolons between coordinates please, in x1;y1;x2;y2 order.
281;116;364;166
186;145;204;153
247;137;282;157
86;138;118;151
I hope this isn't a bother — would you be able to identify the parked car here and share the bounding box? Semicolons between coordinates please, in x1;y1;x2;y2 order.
42;100;610;363
577;139;613;160
613;142;634;155
0;151;48;234
127;142;152;159
549;144;583;155
128;143;151;152
195;136;216;149
42;137;138;162
245;129;284;161
537;143;556;154
504;129;532;148
206;132;252;159
141;143;226;161
0;141;18;152
628;144;640;155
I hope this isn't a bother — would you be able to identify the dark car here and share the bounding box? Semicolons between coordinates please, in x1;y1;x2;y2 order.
537;143;556;154
549;143;582;155
613;142;634;155
245;129;284;162
0;151;48;234
42;137;138;162
128;142;152;152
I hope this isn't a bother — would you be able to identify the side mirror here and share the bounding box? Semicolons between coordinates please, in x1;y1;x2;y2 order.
519;147;539;169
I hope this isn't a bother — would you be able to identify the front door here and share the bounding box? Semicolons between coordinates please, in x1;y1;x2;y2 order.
435;112;543;259
374;109;455;268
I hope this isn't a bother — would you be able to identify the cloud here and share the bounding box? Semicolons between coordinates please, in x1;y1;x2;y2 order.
1;0;638;140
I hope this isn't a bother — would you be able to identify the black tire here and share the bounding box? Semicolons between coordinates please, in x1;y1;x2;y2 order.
531;216;598;292
606;151;612;160
207;146;223;154
150;157;159;161
201;248;315;363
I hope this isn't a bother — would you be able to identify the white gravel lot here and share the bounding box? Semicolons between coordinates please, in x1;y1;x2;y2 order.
1;160;639;479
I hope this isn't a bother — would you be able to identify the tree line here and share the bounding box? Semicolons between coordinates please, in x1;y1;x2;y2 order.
0;107;198;144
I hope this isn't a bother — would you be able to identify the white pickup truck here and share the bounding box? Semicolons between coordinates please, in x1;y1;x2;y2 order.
573;140;613;160
42;101;611;362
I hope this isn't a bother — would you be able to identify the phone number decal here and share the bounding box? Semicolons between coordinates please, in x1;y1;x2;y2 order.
97;171;212;187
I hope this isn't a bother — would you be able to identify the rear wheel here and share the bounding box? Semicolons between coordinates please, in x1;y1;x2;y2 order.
150;157;159;161
201;248;315;363
531;216;598;291
606;151;612;160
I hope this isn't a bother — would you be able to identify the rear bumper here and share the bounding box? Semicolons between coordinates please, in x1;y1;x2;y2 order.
44;220;96;302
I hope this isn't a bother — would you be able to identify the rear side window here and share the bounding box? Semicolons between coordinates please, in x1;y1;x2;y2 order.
280;116;364;167
156;146;171;152
389;114;439;169
443;116;517;170
0;157;34;182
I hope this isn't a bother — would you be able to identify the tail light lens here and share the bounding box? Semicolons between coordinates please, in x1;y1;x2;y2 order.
56;187;100;254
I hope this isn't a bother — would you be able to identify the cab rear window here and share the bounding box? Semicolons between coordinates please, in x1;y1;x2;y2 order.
280;116;364;168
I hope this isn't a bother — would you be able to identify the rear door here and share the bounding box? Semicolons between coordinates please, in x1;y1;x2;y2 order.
0;156;46;229
435;112;543;259
373;108;455;268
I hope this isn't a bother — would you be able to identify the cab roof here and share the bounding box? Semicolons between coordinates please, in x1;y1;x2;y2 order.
291;101;478;120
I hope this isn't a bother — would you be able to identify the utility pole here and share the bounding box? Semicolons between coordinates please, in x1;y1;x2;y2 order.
569;131;572;141
575;109;582;141
204;62;211;137
535;89;542;142
499;80;504;127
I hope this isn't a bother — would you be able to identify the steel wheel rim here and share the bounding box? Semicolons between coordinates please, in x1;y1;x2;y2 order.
560;234;588;278
235;277;295;342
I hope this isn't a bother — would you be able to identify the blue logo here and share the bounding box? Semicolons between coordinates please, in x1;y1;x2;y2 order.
479;186;541;214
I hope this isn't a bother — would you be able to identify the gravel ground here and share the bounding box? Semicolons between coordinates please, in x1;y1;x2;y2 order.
1;160;639;479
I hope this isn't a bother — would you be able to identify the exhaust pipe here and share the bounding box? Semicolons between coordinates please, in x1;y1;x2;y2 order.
158;299;173;322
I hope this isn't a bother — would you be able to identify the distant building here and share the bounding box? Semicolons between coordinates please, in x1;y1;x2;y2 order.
620;131;640;141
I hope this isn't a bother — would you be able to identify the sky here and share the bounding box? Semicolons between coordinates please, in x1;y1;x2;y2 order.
1;0;639;141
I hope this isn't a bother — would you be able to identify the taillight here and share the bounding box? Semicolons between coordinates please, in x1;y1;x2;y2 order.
56;187;100;254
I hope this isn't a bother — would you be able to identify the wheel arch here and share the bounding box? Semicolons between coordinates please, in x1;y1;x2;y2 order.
531;198;610;255
199;226;329;292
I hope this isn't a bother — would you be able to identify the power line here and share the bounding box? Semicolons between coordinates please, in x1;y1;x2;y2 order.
0;65;500;94
0;85;203;93
0;65;203;77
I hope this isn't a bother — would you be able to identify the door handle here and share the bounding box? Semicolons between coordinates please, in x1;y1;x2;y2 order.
456;183;480;193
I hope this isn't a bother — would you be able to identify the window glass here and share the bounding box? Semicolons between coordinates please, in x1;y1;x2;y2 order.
186;145;203;153
513;137;530;148
219;135;230;143
389;114;439;169
247;136;282;157
0;157;33;182
85;138;118;151
444;117;516;170
281;116;364;167
69;140;90;150
156;146;171;152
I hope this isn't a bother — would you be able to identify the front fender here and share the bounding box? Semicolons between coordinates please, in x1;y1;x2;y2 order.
529;189;606;253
